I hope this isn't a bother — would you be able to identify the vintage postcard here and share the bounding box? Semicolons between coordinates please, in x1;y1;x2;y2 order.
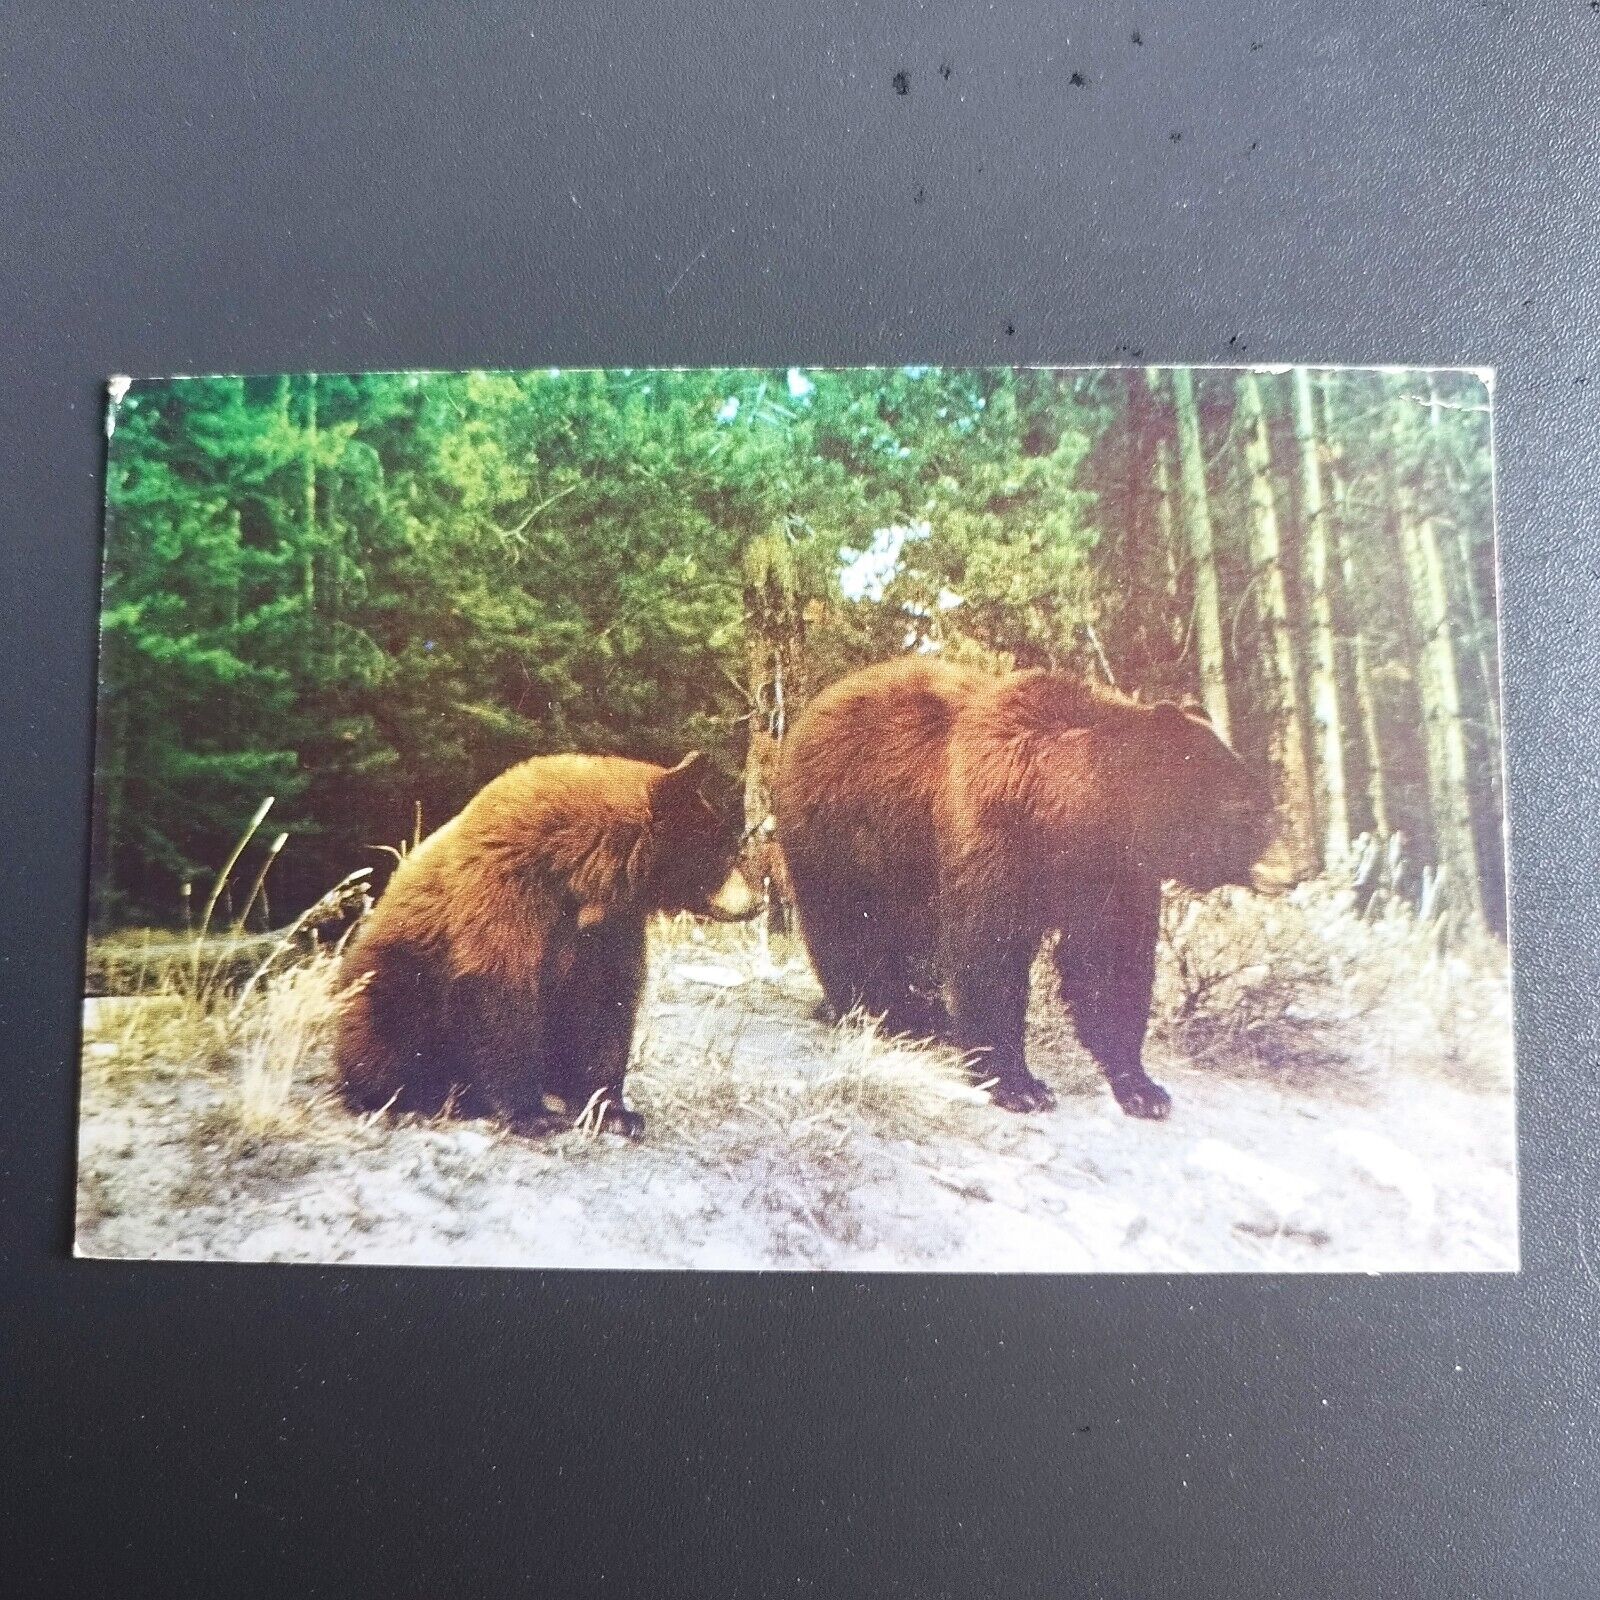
76;365;1515;1270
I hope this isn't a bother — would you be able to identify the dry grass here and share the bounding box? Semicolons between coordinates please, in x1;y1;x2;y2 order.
631;915;993;1166
619;917;1005;1257
81;986;228;1083
227;947;354;1145
83;865;371;1147
635;1000;992;1155
77;872;1517;1269
83;902;992;1190
82;864;1511;1193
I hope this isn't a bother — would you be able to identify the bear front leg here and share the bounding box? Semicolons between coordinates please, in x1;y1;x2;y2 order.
584;1000;646;1141
545;920;648;1140
1053;875;1170;1120
553;992;644;1139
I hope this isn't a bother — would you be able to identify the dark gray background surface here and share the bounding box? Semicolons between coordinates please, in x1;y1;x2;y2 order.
4;4;1598;1595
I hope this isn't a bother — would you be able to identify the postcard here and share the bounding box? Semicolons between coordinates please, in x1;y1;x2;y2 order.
76;365;1515;1269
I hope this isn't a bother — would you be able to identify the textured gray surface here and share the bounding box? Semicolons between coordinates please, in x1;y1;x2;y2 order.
4;4;1598;1595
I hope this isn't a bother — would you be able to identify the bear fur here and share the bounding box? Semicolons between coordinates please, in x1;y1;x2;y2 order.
773;658;1280;1118
336;752;755;1139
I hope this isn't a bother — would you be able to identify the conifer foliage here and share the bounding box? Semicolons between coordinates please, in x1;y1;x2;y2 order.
93;366;1504;938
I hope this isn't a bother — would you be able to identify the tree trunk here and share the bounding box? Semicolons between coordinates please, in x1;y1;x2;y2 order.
742;524;805;931
1169;368;1231;739
740;527;786;829
1237;371;1319;879
1427;379;1503;765
743;629;784;832
1320;373;1391;838
1292;366;1351;863
1450;519;1502;757
1395;394;1484;933
1430;381;1502;927
1139;369;1184;666
1153;436;1178;589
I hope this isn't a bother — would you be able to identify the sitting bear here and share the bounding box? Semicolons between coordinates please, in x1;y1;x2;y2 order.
773;659;1282;1119
336;752;756;1139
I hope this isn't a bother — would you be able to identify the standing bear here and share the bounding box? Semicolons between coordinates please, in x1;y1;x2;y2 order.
773;659;1282;1119
336;752;756;1139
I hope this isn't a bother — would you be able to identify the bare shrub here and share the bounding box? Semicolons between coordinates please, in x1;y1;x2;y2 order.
1152;888;1351;1083
1150;879;1511;1092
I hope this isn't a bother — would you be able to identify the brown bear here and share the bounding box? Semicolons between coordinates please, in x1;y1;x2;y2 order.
335;752;756;1139
773;658;1281;1119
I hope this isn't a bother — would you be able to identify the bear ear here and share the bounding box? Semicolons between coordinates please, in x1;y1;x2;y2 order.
1151;700;1191;734
1179;694;1214;726
651;750;708;811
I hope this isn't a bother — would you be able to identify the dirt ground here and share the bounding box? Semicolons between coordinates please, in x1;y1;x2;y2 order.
75;917;1518;1273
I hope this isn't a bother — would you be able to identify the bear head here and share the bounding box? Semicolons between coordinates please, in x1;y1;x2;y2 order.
641;753;759;922
1123;701;1285;893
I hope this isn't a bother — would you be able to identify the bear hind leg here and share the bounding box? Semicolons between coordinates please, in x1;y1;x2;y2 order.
336;941;455;1118
796;889;939;1038
944;936;1056;1113
936;881;1055;1112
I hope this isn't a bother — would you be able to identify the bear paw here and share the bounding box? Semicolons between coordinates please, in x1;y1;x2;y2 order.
1109;1073;1172;1120
597;1105;646;1140
989;1074;1057;1114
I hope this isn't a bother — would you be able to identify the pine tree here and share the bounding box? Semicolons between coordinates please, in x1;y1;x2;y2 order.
1292;366;1351;863
1392;380;1485;930
1169;367;1232;738
1319;371;1391;839
91;364;1507;935
1236;371;1319;877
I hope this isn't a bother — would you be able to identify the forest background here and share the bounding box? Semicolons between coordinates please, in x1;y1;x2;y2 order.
90;364;1504;942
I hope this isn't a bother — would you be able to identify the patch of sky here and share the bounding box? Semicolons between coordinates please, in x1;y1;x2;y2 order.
838;521;929;602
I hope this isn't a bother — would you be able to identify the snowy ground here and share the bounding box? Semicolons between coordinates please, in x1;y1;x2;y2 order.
75;917;1518;1272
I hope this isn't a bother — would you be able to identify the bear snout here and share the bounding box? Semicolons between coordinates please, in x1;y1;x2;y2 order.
700;864;760;922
